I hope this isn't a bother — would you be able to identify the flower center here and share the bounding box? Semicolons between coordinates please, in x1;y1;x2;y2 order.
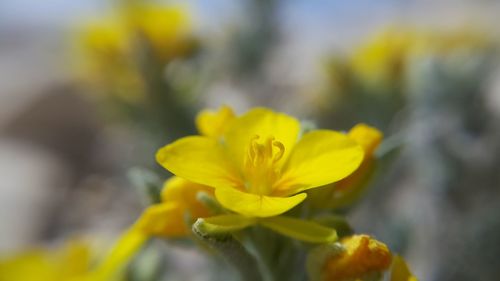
243;135;285;195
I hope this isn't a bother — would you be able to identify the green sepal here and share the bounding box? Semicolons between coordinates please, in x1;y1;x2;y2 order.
259;216;338;244
194;215;257;236
196;191;226;214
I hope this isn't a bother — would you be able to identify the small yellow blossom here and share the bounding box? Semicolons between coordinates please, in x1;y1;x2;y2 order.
135;106;233;238
334;124;382;192
127;4;196;61
323;235;392;281
157;107;364;217
195;105;236;138
77;16;145;104
350;28;416;87
137;177;213;237
308;124;382;209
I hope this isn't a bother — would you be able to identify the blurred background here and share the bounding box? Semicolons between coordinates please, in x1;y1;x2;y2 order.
1;0;500;280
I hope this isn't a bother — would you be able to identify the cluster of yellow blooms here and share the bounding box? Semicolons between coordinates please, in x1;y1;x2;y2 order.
0;106;417;281
329;27;492;92
75;3;197;103
137;106;417;280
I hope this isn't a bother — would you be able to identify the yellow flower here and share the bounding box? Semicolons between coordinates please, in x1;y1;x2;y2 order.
349;27;492;89
76;16;145;104
0;231;153;281
136;177;213;237
298;124;382;209
136;106;234;237
127;4;196;61
75;3;196;103
350;27;416;88
323;235;392;281
0;240;91;281
196;105;236;138
157;107;364;217
331;124;383;200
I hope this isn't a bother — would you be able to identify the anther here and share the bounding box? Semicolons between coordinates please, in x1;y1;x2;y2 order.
272;141;285;162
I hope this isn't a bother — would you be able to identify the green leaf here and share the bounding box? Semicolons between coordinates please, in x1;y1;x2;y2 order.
194;215;256;236
259;216;338;243
196;191;225;214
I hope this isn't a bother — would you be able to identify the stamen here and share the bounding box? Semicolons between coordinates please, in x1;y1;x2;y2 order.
272;141;285;162
243;135;286;195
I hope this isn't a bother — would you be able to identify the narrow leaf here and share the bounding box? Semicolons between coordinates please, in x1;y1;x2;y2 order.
259;216;338;243
194;215;256;236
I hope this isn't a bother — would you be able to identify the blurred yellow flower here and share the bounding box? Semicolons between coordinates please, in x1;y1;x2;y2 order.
348;27;491;89
0;237;136;281
0;240;92;281
157;107;364;217
80;18;131;60
127;4;196;61
196;105;237;139
79;3;194;62
323;235;392;281
75;3;196;103
136;177;213;237
77;16;144;104
350;28;416;88
334;124;383;193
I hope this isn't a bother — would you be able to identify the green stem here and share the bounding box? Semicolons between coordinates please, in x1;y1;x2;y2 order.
192;223;263;281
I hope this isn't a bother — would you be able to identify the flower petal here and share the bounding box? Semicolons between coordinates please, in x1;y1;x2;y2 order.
91;226;148;280
161;177;213;218
224;108;300;169
215;187;306;217
156;136;242;188
259;216;338;243
195;105;236;138
390;255;418;281
347;123;383;156
275;130;364;196
323;235;392;281
136;202;186;237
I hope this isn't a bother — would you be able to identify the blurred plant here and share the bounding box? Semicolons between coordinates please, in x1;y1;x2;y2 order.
0;240;92;281
113;106;418;281
73;1;202;140
316;27;495;132
314;26;498;280
0;231;146;281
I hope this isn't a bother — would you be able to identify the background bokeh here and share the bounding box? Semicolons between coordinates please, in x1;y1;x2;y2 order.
1;0;500;280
